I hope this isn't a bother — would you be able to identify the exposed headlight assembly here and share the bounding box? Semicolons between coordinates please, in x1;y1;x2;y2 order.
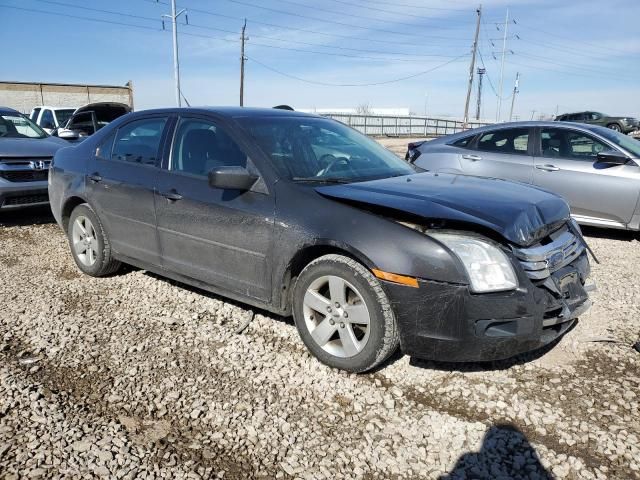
428;232;518;293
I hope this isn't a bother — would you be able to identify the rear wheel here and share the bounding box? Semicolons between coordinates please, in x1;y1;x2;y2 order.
68;204;121;276
607;123;622;132
293;254;399;372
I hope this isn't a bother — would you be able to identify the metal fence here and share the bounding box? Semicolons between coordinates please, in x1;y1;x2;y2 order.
319;113;492;138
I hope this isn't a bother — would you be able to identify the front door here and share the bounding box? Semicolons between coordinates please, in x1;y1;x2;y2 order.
462;127;534;183
86;115;170;266
154;115;275;301
533;127;640;226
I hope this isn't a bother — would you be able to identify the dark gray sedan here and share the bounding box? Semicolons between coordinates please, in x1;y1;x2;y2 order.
408;121;640;231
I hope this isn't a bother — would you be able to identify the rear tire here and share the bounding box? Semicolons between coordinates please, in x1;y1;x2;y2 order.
293;254;399;373
67;204;121;277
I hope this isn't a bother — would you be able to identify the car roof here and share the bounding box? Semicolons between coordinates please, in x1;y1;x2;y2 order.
439;120;610;142
129;106;320;119
0;107;21;115
31;106;76;110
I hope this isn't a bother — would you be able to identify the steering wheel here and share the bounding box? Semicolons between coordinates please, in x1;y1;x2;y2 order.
318;154;352;176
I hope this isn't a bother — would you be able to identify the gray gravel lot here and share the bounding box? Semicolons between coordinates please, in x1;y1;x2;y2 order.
1;202;639;479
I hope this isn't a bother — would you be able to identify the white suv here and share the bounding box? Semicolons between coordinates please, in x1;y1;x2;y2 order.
29;106;76;134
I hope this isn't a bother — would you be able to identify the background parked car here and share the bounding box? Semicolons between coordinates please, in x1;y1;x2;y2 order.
29;105;76;134
0;107;67;209
408;121;640;231
54;102;132;141
555;111;639;134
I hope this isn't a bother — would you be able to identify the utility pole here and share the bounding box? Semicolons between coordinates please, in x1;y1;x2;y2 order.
162;0;187;107
463;5;482;126
508;72;520;121
475;67;486;120
240;19;248;107
496;8;509;122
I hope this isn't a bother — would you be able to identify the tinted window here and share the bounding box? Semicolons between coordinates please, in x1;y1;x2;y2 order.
112;117;167;166
452;135;474;148
476;128;529;155
171;118;247;177
40;109;55;129
541;128;608;160
31;108;41;121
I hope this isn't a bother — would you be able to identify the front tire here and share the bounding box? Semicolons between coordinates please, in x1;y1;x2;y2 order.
67;204;121;277
607;123;622;132
293;254;399;372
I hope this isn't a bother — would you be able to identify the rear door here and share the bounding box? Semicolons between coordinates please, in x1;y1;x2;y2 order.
86;114;171;266
460;127;534;183
533;127;639;225
154;114;275;301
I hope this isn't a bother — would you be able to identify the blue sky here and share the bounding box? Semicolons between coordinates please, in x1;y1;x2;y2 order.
2;0;639;120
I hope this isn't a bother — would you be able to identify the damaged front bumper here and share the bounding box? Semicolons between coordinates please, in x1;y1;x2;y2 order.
383;250;592;363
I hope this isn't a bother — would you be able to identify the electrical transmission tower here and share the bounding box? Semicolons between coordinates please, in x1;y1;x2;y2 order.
475;67;486;120
162;0;188;107
240;19;248;107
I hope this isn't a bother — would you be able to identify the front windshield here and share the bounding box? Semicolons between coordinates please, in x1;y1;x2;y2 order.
596;127;640;158
238;116;417;183
55;109;75;127
0;114;47;139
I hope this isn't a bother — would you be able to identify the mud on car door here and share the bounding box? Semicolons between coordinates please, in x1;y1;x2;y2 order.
154;115;275;302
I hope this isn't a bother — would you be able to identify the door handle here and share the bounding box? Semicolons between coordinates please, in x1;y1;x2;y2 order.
160;190;183;201
88;173;102;183
535;164;560;172
462;154;482;161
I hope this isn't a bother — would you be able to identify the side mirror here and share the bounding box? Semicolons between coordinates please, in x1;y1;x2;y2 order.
596;150;629;166
58;129;80;141
208;166;259;191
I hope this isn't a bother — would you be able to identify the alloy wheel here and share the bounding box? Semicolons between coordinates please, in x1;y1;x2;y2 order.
71;215;99;267
302;275;371;358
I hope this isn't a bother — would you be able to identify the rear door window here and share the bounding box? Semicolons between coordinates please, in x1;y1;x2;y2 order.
541;128;608;160
476;128;529;155
112;117;168;166
451;135;474;148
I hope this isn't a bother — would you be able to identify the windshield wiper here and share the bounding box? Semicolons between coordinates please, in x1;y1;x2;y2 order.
292;177;354;184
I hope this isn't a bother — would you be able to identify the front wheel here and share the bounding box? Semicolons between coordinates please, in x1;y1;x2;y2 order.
607;123;622;132
293;254;399;372
67;204;121;277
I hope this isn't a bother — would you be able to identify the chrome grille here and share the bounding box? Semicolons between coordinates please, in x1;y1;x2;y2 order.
512;224;585;280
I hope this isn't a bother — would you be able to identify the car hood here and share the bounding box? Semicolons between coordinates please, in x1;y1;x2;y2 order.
316;173;570;247
0;136;68;157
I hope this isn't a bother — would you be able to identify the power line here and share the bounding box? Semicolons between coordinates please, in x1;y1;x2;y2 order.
273;0;473;24
142;0;473;46
331;0;469;11
16;1;467;64
515;21;635;57
189;0;471;40
246;54;469;87
0;3;162;31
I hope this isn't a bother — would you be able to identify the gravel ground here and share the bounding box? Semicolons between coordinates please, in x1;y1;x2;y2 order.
1;201;639;480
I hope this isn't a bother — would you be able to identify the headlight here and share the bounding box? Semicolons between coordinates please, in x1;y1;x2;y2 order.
429;232;518;293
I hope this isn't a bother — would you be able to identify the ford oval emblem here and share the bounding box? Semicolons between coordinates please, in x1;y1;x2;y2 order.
547;251;564;269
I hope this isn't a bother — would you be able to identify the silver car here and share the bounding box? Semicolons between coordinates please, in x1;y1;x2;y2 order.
408;121;640;231
0;107;67;209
